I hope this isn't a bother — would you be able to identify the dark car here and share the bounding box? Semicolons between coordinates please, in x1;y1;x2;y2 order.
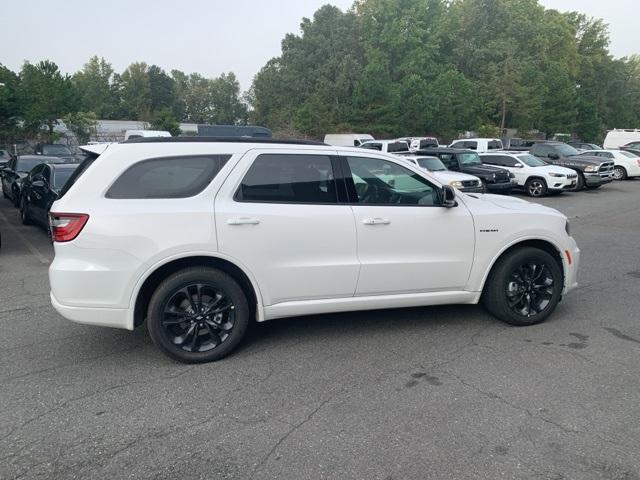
503;138;536;151
567;141;602;151
1;155;71;207
20;163;79;230
412;148;513;194
34;143;76;162
0;149;11;168
529;142;614;190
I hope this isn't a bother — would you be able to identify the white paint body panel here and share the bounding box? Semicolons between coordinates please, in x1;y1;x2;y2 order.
581;150;640;178
49;142;580;331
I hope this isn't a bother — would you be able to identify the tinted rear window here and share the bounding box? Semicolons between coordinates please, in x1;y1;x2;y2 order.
106;155;230;199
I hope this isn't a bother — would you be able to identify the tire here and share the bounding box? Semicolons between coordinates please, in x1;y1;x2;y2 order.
525;178;547;197
20;197;32;225
12;188;20;208
147;267;250;363
585;185;601;190
2;185;7;199
613;166;627;181
482;247;563;326
575;172;585;191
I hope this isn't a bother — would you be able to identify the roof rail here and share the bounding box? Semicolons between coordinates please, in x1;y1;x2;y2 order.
123;136;327;146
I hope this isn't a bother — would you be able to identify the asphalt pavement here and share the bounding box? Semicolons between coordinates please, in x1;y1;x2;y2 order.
1;181;640;479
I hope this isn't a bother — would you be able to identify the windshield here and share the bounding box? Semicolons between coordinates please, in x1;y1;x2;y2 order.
42;145;72;156
517;154;546;167
458;152;482;166
53;168;76;189
16;157;42;173
416;157;446;171
555;144;580;157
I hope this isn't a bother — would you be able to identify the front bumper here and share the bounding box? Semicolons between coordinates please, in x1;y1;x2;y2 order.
460;186;485;193
563;240;580;295
584;172;613;186
485;182;513;194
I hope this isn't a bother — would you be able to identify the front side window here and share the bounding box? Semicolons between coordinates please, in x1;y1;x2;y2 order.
346;156;439;206
237;154;336;204
106;155;230;199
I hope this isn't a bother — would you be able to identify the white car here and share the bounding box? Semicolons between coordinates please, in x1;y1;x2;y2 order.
49;138;580;363
479;152;578;197
603;129;640;149
360;139;409;153
397;137;439;152
449;138;504;153
401;155;484;193
578;149;640;180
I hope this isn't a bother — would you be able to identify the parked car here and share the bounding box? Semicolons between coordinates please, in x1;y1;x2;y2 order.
603;129;640;149
401;155;484;193
20;163;80;231
619;145;640;157
503;138;536;151
124;130;171;141
360;139;410;153
529;142;614;190
323;133;374;147
479;152;578;197
0;149;11;168
48;137;579;363
567;141;602;151
1;155;70;207
414;147;513;194
577;149;640;180
34;144;76;162
449;138;504;153
397;137;439;152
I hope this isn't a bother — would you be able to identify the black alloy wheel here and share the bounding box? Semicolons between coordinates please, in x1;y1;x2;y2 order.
482;247;563;326
147;267;249;363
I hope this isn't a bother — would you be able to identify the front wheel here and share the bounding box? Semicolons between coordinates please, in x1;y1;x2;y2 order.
482;247;563;326
613;166;627;180
525;178;547;197
20;197;32;225
575;172;585;190
147;267;249;363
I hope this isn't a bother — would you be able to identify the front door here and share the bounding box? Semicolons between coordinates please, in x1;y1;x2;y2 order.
340;153;475;296
215;149;360;306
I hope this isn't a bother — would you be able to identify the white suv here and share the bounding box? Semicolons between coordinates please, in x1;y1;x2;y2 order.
49;138;580;363
480;152;578;197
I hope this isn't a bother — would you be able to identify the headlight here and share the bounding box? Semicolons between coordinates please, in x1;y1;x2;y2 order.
448;181;463;188
549;172;565;177
565;220;571;236
584;165;598;172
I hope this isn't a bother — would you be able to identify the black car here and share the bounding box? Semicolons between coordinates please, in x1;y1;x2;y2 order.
20;163;79;230
567;141;602;151
34;143;76;162
0;149;11;168
1;155;71;207
529;142;614;190
413;148;513;194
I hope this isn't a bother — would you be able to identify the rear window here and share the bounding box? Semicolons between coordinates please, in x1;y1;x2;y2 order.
106;155;230;199
387;142;409;153
488;140;503;150
53;168;77;189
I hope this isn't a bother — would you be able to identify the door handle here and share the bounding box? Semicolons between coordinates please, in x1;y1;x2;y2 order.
362;217;390;225
227;217;261;225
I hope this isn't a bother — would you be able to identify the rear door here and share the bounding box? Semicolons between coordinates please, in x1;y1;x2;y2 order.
215;149;359;306
339;152;475;296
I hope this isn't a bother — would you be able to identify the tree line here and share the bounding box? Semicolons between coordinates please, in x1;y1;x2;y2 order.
0;57;248;143
1;0;639;144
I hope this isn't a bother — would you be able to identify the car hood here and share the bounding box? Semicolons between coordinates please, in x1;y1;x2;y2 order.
430;170;479;182
468;193;561;215
463;164;506;175
531;165;576;175
563;155;605;166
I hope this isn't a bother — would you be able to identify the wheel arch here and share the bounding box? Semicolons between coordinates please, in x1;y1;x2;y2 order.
132;255;263;328
479;238;565;294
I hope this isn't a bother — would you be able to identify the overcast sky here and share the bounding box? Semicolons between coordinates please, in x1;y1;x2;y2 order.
1;0;637;90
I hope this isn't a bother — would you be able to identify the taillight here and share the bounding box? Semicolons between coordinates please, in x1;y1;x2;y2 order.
49;213;89;242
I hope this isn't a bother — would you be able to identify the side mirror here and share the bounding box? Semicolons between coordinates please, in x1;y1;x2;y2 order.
548;153;559;160
32;180;45;188
513;163;524;168
442;185;457;208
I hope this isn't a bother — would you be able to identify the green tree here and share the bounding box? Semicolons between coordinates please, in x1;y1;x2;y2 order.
62;111;98;144
18;60;76;138
148;65;175;113
0;64;20;137
149;107;181;136
72;56;118;118
120;62;151;120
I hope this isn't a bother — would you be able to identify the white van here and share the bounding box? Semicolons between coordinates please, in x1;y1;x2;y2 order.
324;133;374;147
124;130;172;141
603;129;640;149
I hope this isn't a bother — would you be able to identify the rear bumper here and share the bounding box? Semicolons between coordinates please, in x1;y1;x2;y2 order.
51;292;132;330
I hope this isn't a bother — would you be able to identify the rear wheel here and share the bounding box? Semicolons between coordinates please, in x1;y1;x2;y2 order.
525;178;547;197
613;166;627;180
482;247;563;326
12;188;20;207
147;267;249;363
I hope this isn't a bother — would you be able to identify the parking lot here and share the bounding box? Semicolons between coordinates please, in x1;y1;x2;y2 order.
1;182;640;480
